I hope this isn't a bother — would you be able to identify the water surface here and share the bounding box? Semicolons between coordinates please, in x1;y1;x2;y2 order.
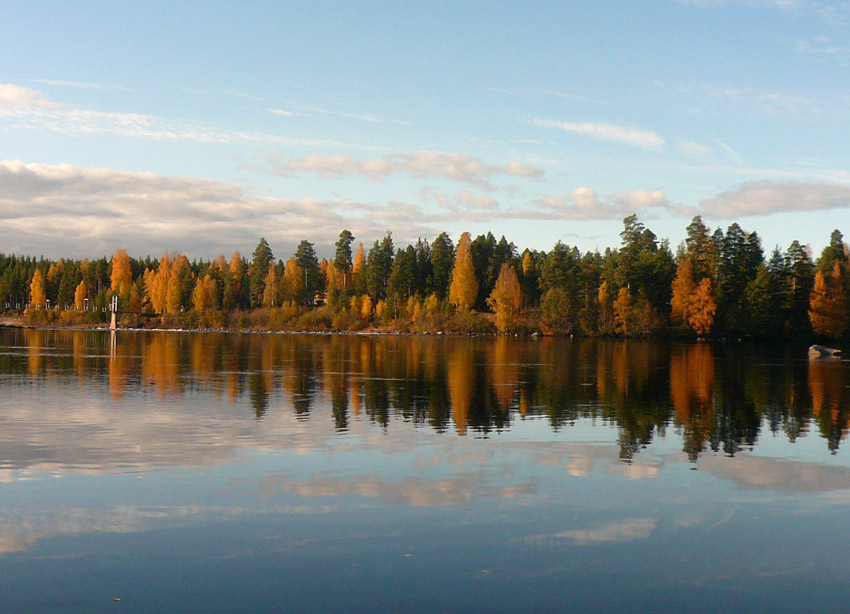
1;329;849;612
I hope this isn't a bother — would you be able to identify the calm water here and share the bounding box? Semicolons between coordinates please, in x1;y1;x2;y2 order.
2;328;850;612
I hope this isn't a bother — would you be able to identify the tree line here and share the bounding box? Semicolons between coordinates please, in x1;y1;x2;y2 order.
3;214;850;339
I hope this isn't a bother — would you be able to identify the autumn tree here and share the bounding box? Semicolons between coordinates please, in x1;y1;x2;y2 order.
670;258;696;328
613;287;632;336
74;280;88;310
688;277;717;336
809;262;848;338
262;264;279;308
352;242;367;295
30;268;46;307
110;248;132;295
223;250;245;310
449;232;477;311
597;280;614;335
192;275;218;312
487;263;522;333
282;257;304;303
144;254;171;314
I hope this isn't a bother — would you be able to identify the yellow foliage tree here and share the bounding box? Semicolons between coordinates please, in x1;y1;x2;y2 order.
283;257;304;303
597;280;614;334
30;269;46;307
449;232;477;311
74;280;88;310
225;250;243;307
809;262;849;338
670;258;696;328
149;255;169;313
192;274;218;312
361;294;373;319
688;277;717;336
213;254;227;275
487;263;523;333
522;251;534;275
166;256;188;314
110;248;132;294
375;299;387;320
613;287;632;336
262;264;279;307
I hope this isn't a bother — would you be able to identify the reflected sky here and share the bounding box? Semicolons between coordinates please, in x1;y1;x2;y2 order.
1;329;850;612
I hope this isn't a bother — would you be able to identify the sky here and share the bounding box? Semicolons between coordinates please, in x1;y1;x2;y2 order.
2;0;850;261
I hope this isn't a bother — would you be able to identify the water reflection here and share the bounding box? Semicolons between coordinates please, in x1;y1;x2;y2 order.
5;329;850;611
1;329;849;463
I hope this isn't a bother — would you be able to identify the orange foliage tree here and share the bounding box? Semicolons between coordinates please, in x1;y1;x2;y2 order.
487;263;522;333
809;262;848;338
670;258;696;328
688;277;716;336
449;232;477;311
110;248;132;294
74;280;88;310
30;269;46;307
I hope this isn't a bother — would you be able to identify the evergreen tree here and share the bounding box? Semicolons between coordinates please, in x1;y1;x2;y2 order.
388;245;416;301
365;233;394;300
334;230;355;291
295;240;321;305
249;238;274;308
430;232;454;301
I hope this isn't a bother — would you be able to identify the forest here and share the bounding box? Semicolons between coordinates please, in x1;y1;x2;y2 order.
2;214;849;340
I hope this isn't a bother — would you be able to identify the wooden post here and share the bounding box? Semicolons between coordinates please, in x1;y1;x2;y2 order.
109;295;118;330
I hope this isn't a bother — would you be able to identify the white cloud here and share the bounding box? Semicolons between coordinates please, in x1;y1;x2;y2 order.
532;187;670;220
680;141;713;157
524;518;657;545
0;84;57;109
0;160;439;258
0;83;336;146
700;180;850;217
530;117;665;150
30;78;134;92
677;82;817;115
714;139;743;163
266;151;544;187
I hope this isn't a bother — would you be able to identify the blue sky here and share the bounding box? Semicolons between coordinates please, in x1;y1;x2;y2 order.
1;0;849;260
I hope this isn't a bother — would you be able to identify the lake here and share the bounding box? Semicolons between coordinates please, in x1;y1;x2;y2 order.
1;328;850;612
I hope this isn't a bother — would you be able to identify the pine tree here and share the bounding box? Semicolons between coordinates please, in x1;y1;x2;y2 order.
334;229;355;290
249;238;274;308
295;240;321;305
430;232;454;300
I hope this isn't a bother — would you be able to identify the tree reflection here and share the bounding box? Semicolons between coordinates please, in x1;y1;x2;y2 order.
809;359;850;452
8;329;850;459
